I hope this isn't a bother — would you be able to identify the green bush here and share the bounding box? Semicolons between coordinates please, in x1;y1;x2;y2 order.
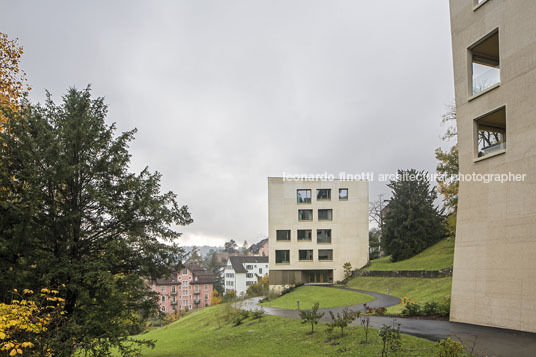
423;302;439;315
402;302;422;317
437;337;465;357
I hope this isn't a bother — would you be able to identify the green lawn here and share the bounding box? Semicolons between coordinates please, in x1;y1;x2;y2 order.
260;285;374;310
119;303;439;356
366;238;454;271
348;276;452;314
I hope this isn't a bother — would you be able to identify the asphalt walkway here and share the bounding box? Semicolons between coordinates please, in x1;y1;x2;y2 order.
238;286;536;357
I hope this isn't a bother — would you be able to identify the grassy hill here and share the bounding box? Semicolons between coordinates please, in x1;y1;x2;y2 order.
365;237;454;271
349;238;455;313
260;285;373;309
349;277;452;314
120;303;438;356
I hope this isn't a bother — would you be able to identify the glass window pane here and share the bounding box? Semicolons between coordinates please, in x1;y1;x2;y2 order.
298;209;313;221
276;230;291;241
275;250;290;264
317;229;332;244
297;189;311;203
298;229;312;241
318;209;333;221
317;189;331;200
318;249;333;261
339;188;348;200
299;250;313;261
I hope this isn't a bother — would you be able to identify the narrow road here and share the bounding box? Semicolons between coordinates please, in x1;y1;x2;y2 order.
237;286;536;357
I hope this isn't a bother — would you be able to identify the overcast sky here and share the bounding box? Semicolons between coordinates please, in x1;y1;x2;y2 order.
4;0;454;247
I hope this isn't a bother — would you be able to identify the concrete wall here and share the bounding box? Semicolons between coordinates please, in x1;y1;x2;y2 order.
268;177;369;289
449;0;536;332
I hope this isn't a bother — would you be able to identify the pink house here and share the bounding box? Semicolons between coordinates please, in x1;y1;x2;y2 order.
149;263;215;314
250;238;268;257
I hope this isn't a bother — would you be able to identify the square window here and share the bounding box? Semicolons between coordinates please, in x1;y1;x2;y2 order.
475;106;506;159
275;250;290;264
276;230;291;241
182;269;188;275
470;29;500;96
317;229;332;244
297;189;311;203
318;209;333;221
339;188;348;200
298;209;313;221
161;287;166;292
161;305;166;311
318;249;333;261
161;296;166;302
317;189;331;200
297;229;312;241
299;250;313;261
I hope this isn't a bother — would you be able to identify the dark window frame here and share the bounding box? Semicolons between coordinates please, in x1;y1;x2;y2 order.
275;250;290;264
298;209;313;221
317;229;332;244
276;230;291;241
316;189;331;201
299;250;314;261
339;188;348;200
318;249;333;261
297;189;312;204
318;209;333;221
297;229;313;241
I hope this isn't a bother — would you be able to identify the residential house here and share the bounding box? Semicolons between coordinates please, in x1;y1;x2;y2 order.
149;263;215;314
224;256;269;296
249;238;269;256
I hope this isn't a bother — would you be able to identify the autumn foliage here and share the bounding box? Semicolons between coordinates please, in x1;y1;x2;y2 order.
0;32;29;122
0;288;65;356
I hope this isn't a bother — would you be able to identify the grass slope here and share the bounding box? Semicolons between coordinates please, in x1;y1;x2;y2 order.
260;285;374;310
124;304;438;356
366;237;454;271
349;277;452;313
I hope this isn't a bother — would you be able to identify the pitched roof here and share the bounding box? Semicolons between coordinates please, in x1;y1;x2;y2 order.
249;238;268;254
228;255;269;274
151;264;215;285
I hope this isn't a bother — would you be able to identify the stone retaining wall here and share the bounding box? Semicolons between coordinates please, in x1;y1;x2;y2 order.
352;267;452;278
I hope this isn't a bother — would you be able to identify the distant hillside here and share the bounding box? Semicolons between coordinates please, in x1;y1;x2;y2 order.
182;246;222;258
365;237;454;271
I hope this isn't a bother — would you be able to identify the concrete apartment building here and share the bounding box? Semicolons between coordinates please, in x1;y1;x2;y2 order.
449;0;536;332
268;178;368;291
224;256;269;296
149;264;215;314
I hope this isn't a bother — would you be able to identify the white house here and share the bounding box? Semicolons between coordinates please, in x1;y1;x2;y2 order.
224;256;269;296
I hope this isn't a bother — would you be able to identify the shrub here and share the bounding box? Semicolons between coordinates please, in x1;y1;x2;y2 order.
379;324;402;356
360;316;371;343
299;302;324;334
402;302;422;317
437;298;451;317
246;275;269;297
327;308;360;337
437;337;466;357
365;306;386;316
423;302;439;316
232;310;249;327
252;308;265;320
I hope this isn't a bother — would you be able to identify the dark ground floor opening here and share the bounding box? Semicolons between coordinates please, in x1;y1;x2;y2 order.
269;269;333;285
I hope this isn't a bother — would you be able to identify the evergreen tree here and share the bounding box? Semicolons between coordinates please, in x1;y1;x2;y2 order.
188;246;203;265
383;169;446;262
0;87;192;355
204;249;224;294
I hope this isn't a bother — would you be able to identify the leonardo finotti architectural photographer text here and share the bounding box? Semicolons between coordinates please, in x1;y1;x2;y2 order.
282;171;527;183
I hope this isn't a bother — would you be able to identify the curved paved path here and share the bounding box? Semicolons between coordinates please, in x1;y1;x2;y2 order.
237;286;536;357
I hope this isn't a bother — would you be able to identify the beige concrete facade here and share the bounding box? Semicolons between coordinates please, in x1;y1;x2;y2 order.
268;178;369;291
449;0;536;332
